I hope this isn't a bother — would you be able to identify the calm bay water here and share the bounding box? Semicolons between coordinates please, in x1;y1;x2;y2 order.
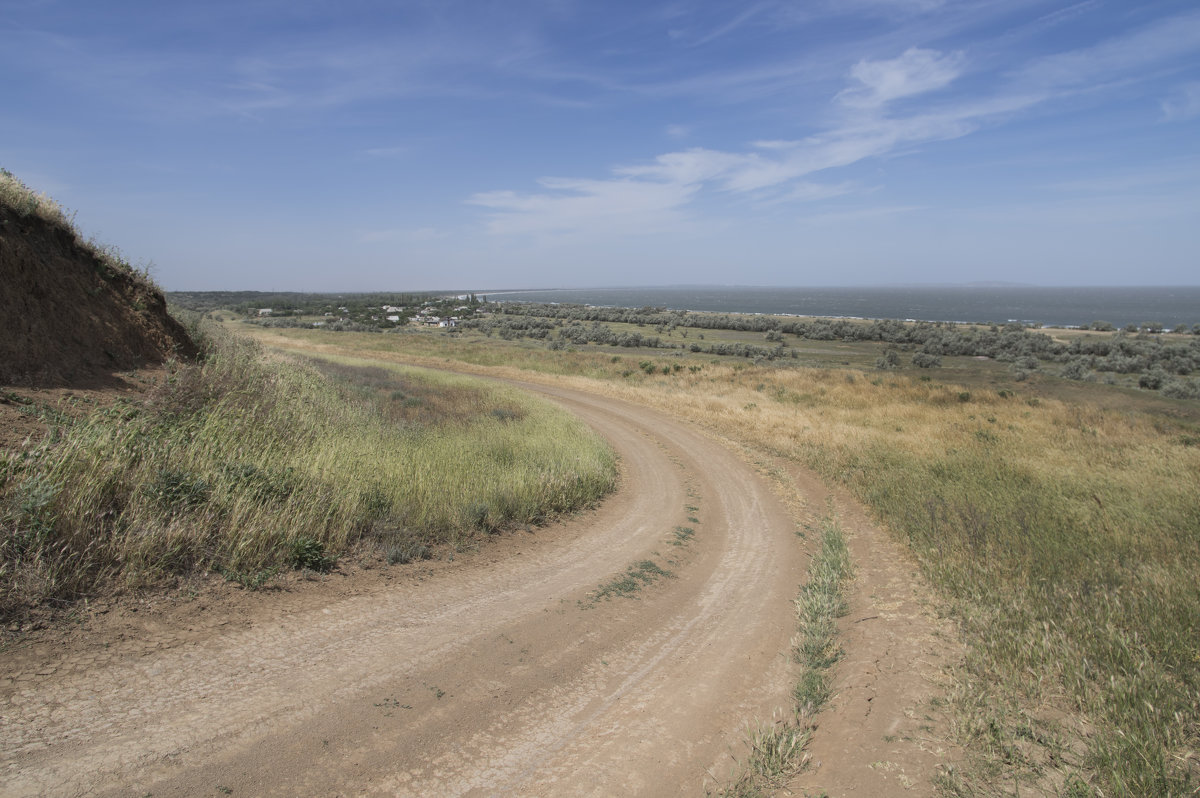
487;286;1200;330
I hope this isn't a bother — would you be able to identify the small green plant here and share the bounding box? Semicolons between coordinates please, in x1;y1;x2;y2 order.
145;468;210;511
220;566;279;590
592;560;672;601
290;536;334;572
467;502;495;532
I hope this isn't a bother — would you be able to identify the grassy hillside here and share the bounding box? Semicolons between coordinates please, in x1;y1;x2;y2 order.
0;322;615;618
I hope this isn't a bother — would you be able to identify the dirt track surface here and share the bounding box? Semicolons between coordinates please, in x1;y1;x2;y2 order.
2;383;808;797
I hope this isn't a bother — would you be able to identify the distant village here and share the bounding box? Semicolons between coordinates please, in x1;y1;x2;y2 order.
242;294;493;330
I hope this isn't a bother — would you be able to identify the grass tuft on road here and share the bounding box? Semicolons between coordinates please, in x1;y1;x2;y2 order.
717;516;852;797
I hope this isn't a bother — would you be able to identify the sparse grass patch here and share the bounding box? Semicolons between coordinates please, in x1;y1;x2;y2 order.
671;525;695;546
792;518;852;712
717;516;852;796
592;559;672;602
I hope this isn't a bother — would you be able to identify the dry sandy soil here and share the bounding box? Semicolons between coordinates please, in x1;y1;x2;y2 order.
1;378;959;797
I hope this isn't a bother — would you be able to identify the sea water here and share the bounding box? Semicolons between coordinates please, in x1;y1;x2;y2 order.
485;286;1200;330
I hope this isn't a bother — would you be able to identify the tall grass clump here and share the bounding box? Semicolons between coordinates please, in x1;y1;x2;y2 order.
0;324;615;619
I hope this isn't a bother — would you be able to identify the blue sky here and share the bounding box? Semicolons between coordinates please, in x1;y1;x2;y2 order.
2;0;1198;290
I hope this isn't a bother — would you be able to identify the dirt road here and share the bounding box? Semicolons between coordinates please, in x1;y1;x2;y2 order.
2;383;807;796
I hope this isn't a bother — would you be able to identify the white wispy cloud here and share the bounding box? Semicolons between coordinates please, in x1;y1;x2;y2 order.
1161;82;1200;122
836;47;965;110
1017;9;1200;89
469;4;1200;242
468;177;701;236
687;3;772;47
468;49;1047;236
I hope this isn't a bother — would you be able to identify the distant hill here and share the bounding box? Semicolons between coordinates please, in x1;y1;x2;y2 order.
0;170;195;385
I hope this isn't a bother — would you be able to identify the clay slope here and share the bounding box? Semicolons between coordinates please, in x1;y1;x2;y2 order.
0;202;195;386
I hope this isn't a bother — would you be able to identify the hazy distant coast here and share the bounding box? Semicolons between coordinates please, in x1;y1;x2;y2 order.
488;285;1200;330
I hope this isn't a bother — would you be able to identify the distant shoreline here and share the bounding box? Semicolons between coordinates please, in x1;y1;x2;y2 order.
482;285;1200;330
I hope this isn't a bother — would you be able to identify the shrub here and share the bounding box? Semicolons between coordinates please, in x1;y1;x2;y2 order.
290;537;335;572
1161;377;1200;399
1060;358;1093;381
1138;368;1167;390
875;350;901;370
911;352;941;368
386;540;432;565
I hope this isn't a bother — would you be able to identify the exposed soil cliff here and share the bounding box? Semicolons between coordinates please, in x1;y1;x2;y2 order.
0;199;195;386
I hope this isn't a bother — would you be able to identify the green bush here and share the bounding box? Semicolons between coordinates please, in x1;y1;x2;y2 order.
290;537;334;572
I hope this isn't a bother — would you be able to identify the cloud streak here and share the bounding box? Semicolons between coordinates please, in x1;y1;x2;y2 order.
836;48;965;110
469;9;1200;240
468;73;1039;235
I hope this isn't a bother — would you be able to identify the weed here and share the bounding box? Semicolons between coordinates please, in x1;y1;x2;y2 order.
290;537;334;572
671;525;695;546
219;567;278;590
592;560;672;601
145;468;210;512
717;517;851;796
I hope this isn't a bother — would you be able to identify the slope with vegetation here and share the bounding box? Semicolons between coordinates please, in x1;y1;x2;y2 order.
0;173;616;621
249;319;1200;796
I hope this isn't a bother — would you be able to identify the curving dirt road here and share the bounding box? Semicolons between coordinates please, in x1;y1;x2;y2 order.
1;382;806;796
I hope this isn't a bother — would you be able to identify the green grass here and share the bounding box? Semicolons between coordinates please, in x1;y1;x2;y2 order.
0;322;616;618
717;517;853;797
591;559;673;602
